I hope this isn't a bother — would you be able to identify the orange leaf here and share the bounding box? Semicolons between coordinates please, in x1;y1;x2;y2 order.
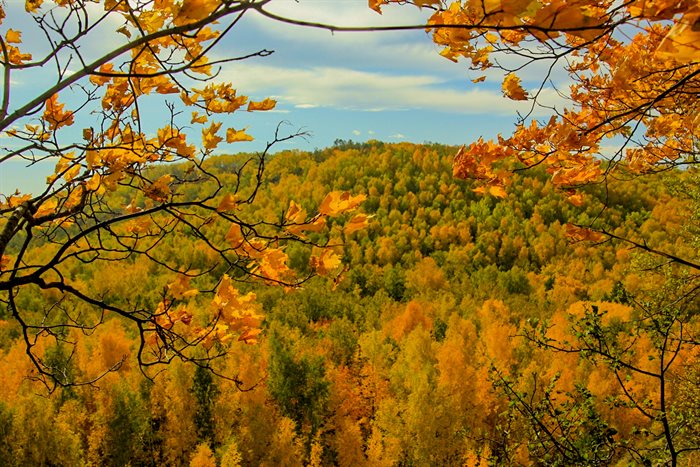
285;200;307;224
226;128;254;143
217;193;238;212
310;248;342;276
344;213;371;235
565;224;605;243
25;0;43;13
43;94;74;130
0;255;10;272
5;29;21;43
85;173;102;192
369;0;385;14
247;98;276;111
319;191;366;217
89;63;114;86
191;111;208;124
225;223;244;248
566;192;585;207
238;328;262;344
488;185;507;198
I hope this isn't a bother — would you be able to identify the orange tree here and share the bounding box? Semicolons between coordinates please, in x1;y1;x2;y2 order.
0;0;366;389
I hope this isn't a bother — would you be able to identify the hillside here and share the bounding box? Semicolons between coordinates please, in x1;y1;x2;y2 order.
0;141;698;466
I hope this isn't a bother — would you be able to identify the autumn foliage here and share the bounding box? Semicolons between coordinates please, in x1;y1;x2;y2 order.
0;0;699;465
0;1;366;386
0;142;697;465
373;0;699;210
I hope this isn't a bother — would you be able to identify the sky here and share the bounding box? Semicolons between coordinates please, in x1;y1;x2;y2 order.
0;0;566;195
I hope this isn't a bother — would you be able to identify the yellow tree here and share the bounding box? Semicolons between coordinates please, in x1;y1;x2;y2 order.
0;0;364;388
366;1;698;259
357;1;699;464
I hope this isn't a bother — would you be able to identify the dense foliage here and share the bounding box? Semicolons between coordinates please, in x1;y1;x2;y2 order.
1;141;697;466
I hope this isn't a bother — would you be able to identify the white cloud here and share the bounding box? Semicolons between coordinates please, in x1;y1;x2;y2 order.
221;63;562;116
352;130;362;136
390;133;406;139
252;0;431;30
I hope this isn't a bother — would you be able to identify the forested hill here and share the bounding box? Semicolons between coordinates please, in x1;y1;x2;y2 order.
1;141;698;466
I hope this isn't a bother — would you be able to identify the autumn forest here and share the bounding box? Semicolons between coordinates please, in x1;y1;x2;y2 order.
0;1;699;466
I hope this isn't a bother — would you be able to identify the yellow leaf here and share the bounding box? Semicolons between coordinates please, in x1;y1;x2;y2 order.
25;0;42;13
191;111;208;124
64;186;84;210
439;47;459;62
656;12;700;63
488;185;507;198
85;173;101;192
310;248;342;276
116;25;131;38
5;29;21;43
247;98;276;111
287;216;326;237
217;193;238;212
89;63;114;86
202;122;223;150
471;76;486;83
167;275;199;300
174;0;218;26
34;198;57;218
285;200;307;224
86;150;101;170
63;164;81;182
502;73;528;100
254;248;291;282
319;191;366;217
226;127;254;143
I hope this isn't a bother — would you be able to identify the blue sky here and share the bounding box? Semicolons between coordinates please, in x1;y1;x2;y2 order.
1;0;565;195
